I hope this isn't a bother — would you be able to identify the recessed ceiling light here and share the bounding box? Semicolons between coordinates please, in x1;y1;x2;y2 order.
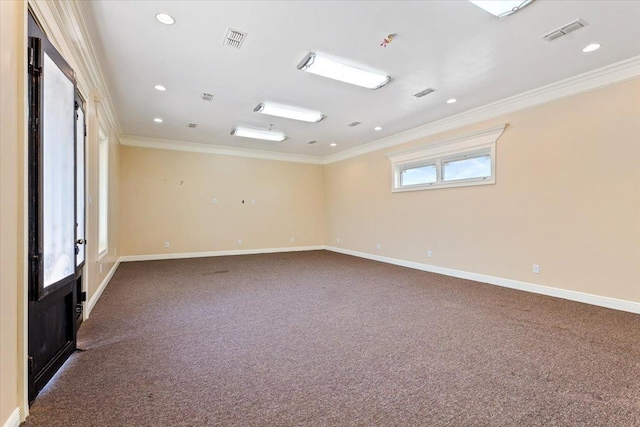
254;102;324;123
447;98;457;104
154;85;166;91
469;0;534;18
155;13;175;25
330;143;337;147
153;118;163;123
297;52;390;90
231;126;286;142
582;43;601;53
374;126;382;131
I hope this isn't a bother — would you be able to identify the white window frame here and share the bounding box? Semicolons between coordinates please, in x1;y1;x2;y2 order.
386;124;506;193
98;128;109;258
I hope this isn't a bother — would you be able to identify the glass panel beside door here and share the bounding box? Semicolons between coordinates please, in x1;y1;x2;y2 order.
42;53;76;288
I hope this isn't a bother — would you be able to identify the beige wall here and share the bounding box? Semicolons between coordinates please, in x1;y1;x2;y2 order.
0;1;25;423
119;147;325;256
325;78;640;303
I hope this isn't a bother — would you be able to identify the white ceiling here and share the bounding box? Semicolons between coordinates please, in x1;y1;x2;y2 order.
81;1;640;157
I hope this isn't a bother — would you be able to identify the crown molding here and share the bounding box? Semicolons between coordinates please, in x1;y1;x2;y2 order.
325;55;640;164
120;136;326;165
29;0;122;136
386;124;507;160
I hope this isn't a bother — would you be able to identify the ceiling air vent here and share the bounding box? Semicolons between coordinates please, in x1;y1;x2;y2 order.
307;140;318;145
200;93;214;102
187;123;198;128
347;121;361;127
223;28;247;49
541;19;588;42
414;88;437;98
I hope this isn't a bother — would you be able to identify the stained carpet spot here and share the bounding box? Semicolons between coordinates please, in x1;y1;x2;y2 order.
202;270;229;276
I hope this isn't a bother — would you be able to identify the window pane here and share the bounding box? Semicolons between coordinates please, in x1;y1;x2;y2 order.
400;164;437;186
43;53;76;287
443;155;491;182
76;108;85;266
98;135;108;254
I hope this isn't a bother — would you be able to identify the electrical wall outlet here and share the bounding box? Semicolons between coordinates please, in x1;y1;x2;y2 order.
533;264;540;274
290;237;295;242
376;243;381;250
336;237;340;243
165;241;170;248
213;198;218;204
252;199;256;204
427;250;432;258
237;239;242;245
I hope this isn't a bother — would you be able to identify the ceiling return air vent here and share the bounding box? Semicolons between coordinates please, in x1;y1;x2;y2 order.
307;140;318;145
187;123;198;128
414;88;437;98
222;28;247;49
541;19;588;41
347;121;361;127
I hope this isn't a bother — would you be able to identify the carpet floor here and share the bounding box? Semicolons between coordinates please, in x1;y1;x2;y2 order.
24;250;640;426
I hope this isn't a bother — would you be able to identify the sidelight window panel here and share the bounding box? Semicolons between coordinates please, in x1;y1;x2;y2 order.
98;131;108;256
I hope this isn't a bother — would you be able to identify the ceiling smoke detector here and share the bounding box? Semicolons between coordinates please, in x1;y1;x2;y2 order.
200;93;214;102
414;88;437;98
347;121;361;127
187;123;198;128
541;19;588;42
223;28;247;49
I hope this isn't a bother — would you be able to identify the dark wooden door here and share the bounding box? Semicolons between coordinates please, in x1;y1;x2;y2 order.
27;13;80;403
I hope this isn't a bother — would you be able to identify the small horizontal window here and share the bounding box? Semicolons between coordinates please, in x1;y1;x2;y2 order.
443;154;491;182
386;125;506;192
400;164;437;186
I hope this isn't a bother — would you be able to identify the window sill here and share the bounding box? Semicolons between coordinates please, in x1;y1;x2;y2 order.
393;177;495;193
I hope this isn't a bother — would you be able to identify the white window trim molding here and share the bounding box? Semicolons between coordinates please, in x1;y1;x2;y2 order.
386;124;506;193
97;128;109;258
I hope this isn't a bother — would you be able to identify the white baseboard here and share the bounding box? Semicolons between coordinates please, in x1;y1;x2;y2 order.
325;246;640;315
86;260;121;319
3;408;20;427
119;245;325;262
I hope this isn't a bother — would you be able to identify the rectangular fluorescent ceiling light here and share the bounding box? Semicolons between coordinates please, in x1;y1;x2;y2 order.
231;126;286;142
297;52;390;90
254;102;324;123
469;0;534;17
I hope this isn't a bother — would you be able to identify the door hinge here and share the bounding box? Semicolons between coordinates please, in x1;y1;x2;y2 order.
79;291;87;302
28;37;42;76
28;356;34;375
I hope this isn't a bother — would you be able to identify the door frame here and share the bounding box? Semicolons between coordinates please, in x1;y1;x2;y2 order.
27;9;79;403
